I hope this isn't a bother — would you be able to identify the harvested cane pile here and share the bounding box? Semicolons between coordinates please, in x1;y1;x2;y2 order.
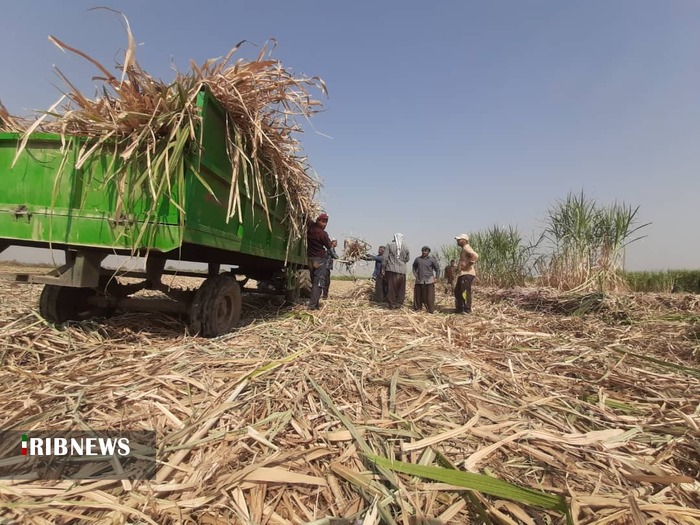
343;238;371;263
0;101;27;133
1;270;699;524
339;238;372;276
5;11;325;240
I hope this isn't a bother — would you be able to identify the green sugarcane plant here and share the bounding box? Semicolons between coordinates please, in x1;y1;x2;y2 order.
539;191;650;292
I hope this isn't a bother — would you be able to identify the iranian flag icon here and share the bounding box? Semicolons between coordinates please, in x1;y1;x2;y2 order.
22;434;28;455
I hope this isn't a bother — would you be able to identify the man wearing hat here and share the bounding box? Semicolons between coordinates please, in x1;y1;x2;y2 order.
412;246;441;313
306;213;333;309
454;234;479;313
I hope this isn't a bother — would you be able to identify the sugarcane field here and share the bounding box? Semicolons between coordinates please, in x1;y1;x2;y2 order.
1;5;700;525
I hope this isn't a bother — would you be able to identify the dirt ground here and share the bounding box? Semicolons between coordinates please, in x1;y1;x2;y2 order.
0;262;699;524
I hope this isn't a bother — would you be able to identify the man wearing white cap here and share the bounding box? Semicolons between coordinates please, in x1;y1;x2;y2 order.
454;234;479;313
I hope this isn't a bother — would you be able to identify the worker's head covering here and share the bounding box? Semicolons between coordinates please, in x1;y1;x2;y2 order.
421;246;430;252
317;213;329;222
393;233;404;252
455;233;469;242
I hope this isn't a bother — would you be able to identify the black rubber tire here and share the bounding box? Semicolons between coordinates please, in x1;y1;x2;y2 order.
298;269;312;298
39;285;102;323
189;274;242;337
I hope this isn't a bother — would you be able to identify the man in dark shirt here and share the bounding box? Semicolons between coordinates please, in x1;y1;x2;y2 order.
412;246;441;313
322;238;339;299
363;245;387;303
306;213;332;309
444;259;456;293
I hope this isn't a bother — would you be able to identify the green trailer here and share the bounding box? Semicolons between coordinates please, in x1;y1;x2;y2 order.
0;88;309;336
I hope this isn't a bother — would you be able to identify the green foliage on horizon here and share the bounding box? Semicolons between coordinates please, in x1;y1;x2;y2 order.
330;274;370;281
624;270;700;293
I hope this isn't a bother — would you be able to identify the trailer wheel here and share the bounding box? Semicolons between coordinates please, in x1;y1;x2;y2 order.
39;285;107;323
298;269;312;298
190;274;242;337
284;273;301;303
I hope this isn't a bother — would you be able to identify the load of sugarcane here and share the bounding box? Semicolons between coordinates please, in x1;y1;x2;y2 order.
1;12;326;241
343;237;371;263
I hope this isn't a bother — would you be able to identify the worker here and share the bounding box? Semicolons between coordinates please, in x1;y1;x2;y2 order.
363;245;387;302
322;238;339;299
381;233;410;309
444;259;456;293
454;233;479;314
412;246;440;313
306;213;332;310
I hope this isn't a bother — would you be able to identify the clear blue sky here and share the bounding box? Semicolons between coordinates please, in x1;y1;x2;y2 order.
2;1;699;270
